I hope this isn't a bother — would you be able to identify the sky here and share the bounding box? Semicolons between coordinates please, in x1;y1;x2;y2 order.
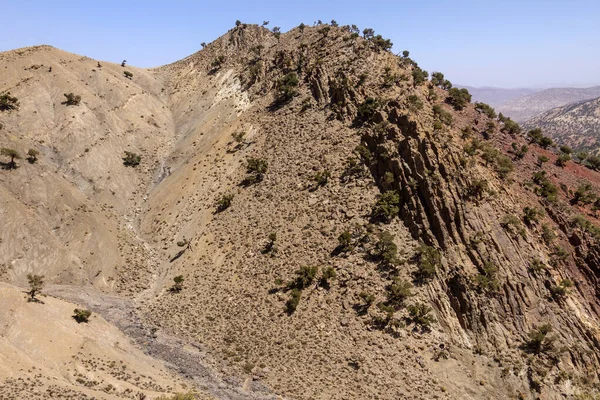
2;0;599;88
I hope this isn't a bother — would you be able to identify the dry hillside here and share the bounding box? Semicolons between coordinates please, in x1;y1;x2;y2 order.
524;96;600;156
2;22;600;400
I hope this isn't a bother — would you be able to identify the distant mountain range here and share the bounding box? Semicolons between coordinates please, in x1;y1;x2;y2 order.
458;86;539;108
523;96;600;154
462;85;600;122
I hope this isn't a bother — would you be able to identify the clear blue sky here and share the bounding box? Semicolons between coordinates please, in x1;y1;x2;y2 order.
3;0;599;88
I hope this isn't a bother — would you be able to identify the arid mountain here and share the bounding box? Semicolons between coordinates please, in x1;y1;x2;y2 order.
2;23;600;400
497;86;600;122
458;85;538;108
524;96;600;155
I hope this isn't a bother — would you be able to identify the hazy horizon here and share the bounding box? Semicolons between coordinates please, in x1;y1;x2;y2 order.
3;0;599;88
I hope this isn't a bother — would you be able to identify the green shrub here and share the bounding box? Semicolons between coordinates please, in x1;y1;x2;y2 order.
286;289;301;314
501;118;521;135
245;157;268;184
371;35;393;51
549;279;573;300
527;128;554;148
432;105;453;126
354;144;372;163
371;191;400;223
358;291;375;308
446;87;471;110
541;224;555;245
374;231;399;265
170;275;184;292
500;214;525;237
474;102;496;118
415;244;440;281
337;231;354;253
572;183;597;205
411;66;429;87
27;274;44;301
211;55;225;70
522;206;542;226
0;92;19;111
523;324;555;355
474;261;500;292
276;72;299;103
320;267;337;287
555;153;571;167
356;97;380;125
73;309;92;323
313;170;331;187
496;155;514;179
123;151;141;167
293;266;318;289
155;392;198;400
62;92;81;106
26;149;39;164
407;303;436;329
431;72;451;90
407;94;423;111
387;278;413;308
537;155;549;167
216;194;234;212
123;70;133;79
587;155;600;170
510;142;528;159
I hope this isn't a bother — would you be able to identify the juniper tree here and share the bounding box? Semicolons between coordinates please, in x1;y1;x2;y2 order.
27;274;44;301
1;148;21;169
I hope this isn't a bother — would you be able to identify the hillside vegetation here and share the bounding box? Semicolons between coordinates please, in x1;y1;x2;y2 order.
2;22;600;400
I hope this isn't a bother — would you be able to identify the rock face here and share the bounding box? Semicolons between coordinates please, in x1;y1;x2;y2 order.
2;23;600;400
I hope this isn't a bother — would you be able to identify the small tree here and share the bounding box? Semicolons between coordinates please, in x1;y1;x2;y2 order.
447;87;472;110
298;23;306;32
1;148;21;169
27;274;44;301
245;157;268;184
387;278;413;308
62;93;81;106
320;267;336;288
276;72;299;103
235;20;242;27
0;92;19;111
293;266;318;289
523;324;555;355
263;232;277;253
171;275;184;292
537;155;549;167
124;71;133;79
286;289;301;314
121;60;126;67
371;191;400;223
374;231;399;266
201;42;207;48
26;149;39;164
123;151;141;167
73;309;92;323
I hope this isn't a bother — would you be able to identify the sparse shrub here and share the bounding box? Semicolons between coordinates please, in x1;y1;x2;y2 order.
537;155;549;167
276;72;299;103
211;55;225;70
371;191;400;223
549;279;573;300
415;244;440;281
123;71;133;79
26;149;39;164
474;261;500;292
586;155;600;170
529;259;547;273
313;170;331;187
123;151;141;167
245;157;268;184
359;292;375;308
433;104;453;126
354;144;372;163
1;148;21;169
501;214;525;237
522;206;542;226
286;289;301;314
446;87;471;110
559;145;572;154
337;231;354;253
466;179;489;200
356;97;380;125
216;194;234;212
27;274;45;301
387;278;413;308
496;155;514;179
374;231;399;266
0;92;19;111
541;224;555;245
475;102;496;118
576;151;588;162
555;153;571;167
62;92;81;106
320;267;337;287
572;183;597;205
262;232;277;254
411;66;429;87
510;142;528;159
407;94;423;111
73;309;92;323
527;128;554;148
293;266;318;289
407;303;436;330
501;118;521;135
523;324;556;355
532;171;558;202
170;275;184;292
155;392;197;400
